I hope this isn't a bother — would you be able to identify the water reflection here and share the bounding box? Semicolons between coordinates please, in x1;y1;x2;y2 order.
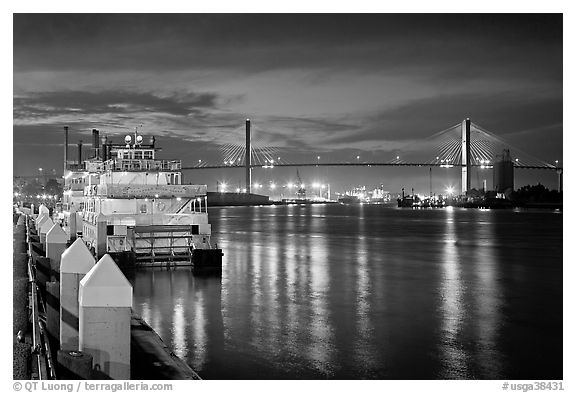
471;214;502;378
130;270;223;376
439;207;468;378
129;205;562;380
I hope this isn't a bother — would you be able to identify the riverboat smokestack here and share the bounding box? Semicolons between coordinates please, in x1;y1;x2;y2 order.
92;129;100;159
78;141;83;168
64;126;69;173
246;119;251;194
101;135;108;161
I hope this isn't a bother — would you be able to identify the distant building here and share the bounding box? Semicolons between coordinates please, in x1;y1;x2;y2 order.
493;149;514;195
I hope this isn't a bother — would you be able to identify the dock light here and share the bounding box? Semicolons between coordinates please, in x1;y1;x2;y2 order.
300;183;305;189
236;188;241;193
356;155;360;160
396;156;400;160
242;188;247;193
287;182;294;188
446;187;454;196
42;194;47;199
317;156;320;160
313;182;320;188
220;183;227;192
270;183;276;190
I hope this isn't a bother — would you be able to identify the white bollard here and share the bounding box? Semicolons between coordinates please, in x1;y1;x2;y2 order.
39;204;50;215
35;212;48;228
68;212;78;241
79;254;132;379
46;224;68;268
60;239;96;351
39;218;55;244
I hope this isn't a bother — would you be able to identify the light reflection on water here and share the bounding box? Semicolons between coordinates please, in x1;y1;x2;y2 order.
129;205;562;380
439;207;468;378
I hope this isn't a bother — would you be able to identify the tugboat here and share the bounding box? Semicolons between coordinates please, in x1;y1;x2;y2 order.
397;187;420;208
61;127;222;274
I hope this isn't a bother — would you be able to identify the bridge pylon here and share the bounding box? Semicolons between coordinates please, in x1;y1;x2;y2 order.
461;118;471;195
246;118;252;194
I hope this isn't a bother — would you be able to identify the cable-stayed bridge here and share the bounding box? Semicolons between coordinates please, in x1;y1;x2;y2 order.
182;119;561;194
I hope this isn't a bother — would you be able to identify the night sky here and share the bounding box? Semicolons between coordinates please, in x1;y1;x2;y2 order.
13;14;563;194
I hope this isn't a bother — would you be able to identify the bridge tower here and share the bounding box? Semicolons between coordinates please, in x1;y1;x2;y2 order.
461;118;471;194
245;119;252;194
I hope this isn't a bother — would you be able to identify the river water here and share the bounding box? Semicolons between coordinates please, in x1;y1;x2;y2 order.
127;205;563;379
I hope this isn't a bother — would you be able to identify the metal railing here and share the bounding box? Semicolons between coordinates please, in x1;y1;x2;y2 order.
103;158;182;172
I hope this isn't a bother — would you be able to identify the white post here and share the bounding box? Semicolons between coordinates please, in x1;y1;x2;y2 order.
60;239;96;351
35;212;48;228
46;224;68;267
79;254;132;379
39;204;50;215
69;212;78;241
39;218;55;244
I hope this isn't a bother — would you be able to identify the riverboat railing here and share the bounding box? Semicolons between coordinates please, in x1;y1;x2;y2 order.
101;158;182;172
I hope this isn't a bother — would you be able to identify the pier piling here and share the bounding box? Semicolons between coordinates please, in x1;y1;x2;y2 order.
60;239;96;351
35;212;48;229
79;254;132;380
39;204;50;216
39;218;54;244
46;224;68;277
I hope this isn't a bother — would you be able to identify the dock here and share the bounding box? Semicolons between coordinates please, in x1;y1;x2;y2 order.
13;208;201;380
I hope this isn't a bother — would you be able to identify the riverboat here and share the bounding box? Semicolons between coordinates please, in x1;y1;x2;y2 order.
61;127;222;273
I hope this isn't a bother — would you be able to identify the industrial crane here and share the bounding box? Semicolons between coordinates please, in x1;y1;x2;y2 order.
296;170;306;200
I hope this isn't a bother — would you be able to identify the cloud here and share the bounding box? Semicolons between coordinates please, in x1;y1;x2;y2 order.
14;14;561;82
324;90;562;147
14;89;219;120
